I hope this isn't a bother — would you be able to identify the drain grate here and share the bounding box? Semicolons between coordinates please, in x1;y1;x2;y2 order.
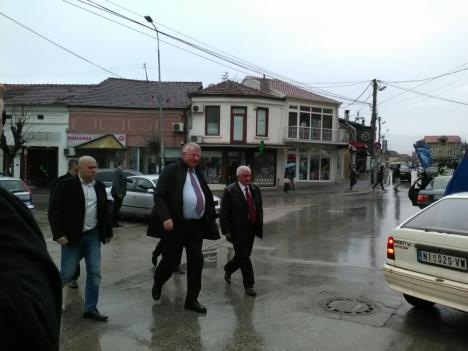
319;297;378;316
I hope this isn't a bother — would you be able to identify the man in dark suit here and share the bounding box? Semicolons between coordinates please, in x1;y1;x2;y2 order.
49;156;113;321
147;143;219;313
0;85;62;350
220;165;263;297
111;159;128;228
48;158;80;288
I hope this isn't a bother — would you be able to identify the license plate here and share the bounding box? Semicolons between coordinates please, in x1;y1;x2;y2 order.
418;250;467;271
433;195;442;200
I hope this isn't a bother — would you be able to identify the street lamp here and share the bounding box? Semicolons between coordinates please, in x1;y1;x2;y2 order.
144;15;165;170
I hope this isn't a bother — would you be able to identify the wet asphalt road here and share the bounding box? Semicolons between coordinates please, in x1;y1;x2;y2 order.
33;185;468;351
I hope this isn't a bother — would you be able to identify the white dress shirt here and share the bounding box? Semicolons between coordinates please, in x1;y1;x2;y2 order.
183;169;205;219
79;176;98;231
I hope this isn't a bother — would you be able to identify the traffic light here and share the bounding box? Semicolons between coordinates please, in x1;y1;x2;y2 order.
258;140;265;154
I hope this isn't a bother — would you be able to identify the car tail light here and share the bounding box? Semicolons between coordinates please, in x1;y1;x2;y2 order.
21;180;32;195
417;194;429;203
387;236;395;260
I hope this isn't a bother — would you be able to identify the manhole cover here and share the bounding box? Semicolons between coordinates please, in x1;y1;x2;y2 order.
319;297;378;315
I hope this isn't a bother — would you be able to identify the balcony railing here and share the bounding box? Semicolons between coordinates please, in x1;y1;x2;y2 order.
285;126;349;144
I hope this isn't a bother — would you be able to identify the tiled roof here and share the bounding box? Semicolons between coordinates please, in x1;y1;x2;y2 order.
68;78;202;108
424;135;461;143
245;76;340;104
191;80;282;100
4;84;93;105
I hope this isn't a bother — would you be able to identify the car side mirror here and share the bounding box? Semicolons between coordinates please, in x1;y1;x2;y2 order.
147;188;154;193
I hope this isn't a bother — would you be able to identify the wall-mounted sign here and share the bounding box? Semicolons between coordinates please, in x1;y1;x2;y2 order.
66;133;126;147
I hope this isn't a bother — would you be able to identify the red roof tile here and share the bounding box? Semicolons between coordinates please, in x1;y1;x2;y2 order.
424;135;461;143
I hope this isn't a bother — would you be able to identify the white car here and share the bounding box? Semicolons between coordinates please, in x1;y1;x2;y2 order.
384;192;468;311
106;174;220;218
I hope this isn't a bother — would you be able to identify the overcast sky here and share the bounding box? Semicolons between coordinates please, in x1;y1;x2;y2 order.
2;0;468;154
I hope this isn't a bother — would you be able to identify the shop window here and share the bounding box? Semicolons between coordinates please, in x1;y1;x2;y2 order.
205;106;220;135
253;151;276;186
309;155;320;180
256;107;268;137
299;155;308;180
199;151;223;184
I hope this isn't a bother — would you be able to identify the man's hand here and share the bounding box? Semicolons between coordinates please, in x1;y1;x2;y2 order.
163;219;173;231
57;236;68;246
224;232;232;242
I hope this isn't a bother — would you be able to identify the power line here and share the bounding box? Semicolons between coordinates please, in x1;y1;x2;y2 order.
0;11;122;78
384;66;468;84
63;0;255;77
341;81;372;108
68;0;368;103
383;82;468;106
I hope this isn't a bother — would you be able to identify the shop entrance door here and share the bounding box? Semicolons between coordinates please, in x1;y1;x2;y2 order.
227;152;242;185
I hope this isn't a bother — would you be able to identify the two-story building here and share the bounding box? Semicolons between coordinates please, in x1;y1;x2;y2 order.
420;135;464;166
189;78;347;189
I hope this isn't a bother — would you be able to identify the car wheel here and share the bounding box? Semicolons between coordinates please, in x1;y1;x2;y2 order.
403;294;435;309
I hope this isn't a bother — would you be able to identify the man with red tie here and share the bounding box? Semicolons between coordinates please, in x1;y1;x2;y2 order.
220;165;264;297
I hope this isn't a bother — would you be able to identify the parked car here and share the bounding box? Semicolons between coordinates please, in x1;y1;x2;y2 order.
416;176;452;208
106;174;221;218
0;176;34;210
384;192;468;311
95;168;142;187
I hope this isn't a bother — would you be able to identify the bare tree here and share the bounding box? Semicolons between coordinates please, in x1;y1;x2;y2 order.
144;130;161;166
1;105;33;176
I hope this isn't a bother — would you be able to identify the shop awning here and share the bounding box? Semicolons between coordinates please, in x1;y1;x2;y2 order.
76;134;126;150
349;141;368;150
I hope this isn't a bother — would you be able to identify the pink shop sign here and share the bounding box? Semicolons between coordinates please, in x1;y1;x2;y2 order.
66;133;127;147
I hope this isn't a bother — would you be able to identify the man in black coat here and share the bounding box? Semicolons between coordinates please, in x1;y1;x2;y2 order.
0;93;62;350
147;143;219;313
111;159;129;227
48;158;80;288
49;156;113;321
220;165;263;297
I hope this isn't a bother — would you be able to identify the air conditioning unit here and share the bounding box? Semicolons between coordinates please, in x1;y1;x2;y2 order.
172;122;184;133
190;135;203;143
191;104;204;113
64;147;76;157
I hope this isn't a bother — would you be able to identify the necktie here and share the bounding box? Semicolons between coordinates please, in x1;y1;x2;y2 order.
245;186;256;223
189;169;204;216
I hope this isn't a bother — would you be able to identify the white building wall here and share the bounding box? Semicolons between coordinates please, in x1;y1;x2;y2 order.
3;106;69;177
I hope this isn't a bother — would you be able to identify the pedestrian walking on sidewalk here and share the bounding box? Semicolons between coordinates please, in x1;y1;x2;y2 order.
393;164;401;192
349;164;358;191
111;160;131;228
220;165;263;297
49;156;113;322
147;143;219;314
373;165;386;191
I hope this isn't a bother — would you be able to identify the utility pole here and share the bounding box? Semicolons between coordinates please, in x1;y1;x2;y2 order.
370;79;378;183
143;63;148;81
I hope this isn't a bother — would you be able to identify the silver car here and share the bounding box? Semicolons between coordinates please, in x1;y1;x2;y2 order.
106;174;220;218
0;176;34;210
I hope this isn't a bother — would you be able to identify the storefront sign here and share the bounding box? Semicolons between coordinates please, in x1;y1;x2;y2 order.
66;133;127;147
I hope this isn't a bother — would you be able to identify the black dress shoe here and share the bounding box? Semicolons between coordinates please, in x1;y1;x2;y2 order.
184;301;207;314
152;283;162;301
224;271;231;284
245;288;257;297
83;309;108;321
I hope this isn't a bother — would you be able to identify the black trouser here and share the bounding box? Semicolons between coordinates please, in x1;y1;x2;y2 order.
153;220;204;304
373;179;385;190
71;265;80;280
152;240;183;268
349;177;357;188
225;223;256;288
111;195;124;225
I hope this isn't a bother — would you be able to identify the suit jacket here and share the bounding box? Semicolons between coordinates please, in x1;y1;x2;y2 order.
220;182;263;242
47;172;72;225
111;167;127;197
49;177;113;245
147;159;220;240
0;186;61;351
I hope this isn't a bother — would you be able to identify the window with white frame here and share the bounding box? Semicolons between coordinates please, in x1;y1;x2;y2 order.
205;106;220;135
256;107;268;137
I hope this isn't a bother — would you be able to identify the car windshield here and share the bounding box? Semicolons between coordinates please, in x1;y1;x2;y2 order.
432;176;451;189
0;179;28;193
402;198;468;235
